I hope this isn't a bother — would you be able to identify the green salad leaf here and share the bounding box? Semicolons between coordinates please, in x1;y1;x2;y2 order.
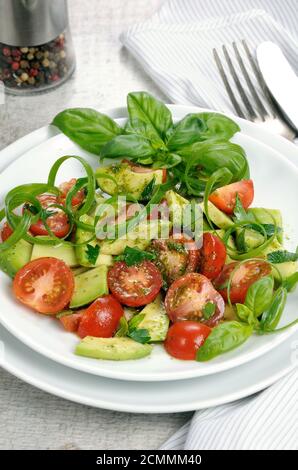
100;134;155;160
244;276;274;317
115;246;156;266
267;249;298;264
86;244;100;265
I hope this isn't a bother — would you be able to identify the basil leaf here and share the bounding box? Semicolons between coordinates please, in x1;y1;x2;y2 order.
196;321;253;361
52;108;122;155
236;304;256;326
86;244;100;265
267;249;298;264
260;287;287;331
202;301;216;320
233;194;253;222
179;141;249;182
244;276;274;317
127;91;173;142
282;272;298;292
167;112;239;150
141;177;155;201
115;317;129;337
100;134;155;160
115;246;156;266
151;152;182;169
245;223;281;238
129;328;151;344
128;313;151;344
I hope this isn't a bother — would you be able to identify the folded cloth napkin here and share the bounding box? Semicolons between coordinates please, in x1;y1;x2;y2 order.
160;368;297;450
120;0;298;113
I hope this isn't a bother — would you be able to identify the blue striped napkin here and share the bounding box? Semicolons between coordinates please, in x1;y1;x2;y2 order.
121;0;298;113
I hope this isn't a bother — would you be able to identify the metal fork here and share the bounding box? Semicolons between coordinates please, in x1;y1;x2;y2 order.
213;40;296;141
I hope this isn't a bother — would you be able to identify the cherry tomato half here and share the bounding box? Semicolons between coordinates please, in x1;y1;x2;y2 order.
199;233;226;280
165;321;211;360
150;234;200;286
77;295;124;339
1;222;13;242
108;260;162;307
165;273;225;327
59;178;85;207
28;194;70;238
13;257;74;314
213;260;272;304
59;310;85;332
209;179;254;215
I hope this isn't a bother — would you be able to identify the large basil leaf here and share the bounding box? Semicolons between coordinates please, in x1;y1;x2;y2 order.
167;112;240;150
179;141;249;182
196;321;253;361
100;134;155;160
52;108;123;155
244;276;274;317
260;287;287;331
127;91;173;143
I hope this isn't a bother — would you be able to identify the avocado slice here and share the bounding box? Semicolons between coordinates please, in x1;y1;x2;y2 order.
0;239;32;278
75;215;113;267
130;295;170;342
200;201;234;229
96;162;164;199
31;238;78;267
75;336;152;361
99;219;171;256
70;265;108;308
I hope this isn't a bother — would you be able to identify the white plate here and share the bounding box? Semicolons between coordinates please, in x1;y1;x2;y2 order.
0;323;296;413
0;106;297;382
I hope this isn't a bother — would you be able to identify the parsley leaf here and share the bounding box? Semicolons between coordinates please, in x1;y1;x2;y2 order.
267;249;298;264
115;246;156;266
246;223;282;238
86;244;100;265
141;177;156;201
167;241;186;253
202;302;216;319
233;194;250;221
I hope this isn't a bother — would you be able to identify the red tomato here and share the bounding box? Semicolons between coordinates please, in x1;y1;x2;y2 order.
165;321;211;360
108;261;162;307
165;273;225;327
59;310;85;332
213;260;272;304
77;295;124;339
28;194;70;238
150;234;200;286
209;179;254;214
13;257;74;314
1;222;13;242
59;178;85;207
123;159;167;183
200;233;226;280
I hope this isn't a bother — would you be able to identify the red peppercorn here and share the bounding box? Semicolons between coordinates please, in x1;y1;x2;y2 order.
12;62;20;71
29;68;38;77
12;48;21;57
3;47;11;56
50;73;60;81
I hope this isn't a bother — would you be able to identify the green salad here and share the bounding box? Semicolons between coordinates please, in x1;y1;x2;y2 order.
0;91;297;362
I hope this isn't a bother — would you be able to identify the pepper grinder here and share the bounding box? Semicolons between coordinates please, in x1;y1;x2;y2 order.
0;0;75;93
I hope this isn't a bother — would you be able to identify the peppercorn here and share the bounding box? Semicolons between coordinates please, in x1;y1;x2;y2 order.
11;62;19;71
2;47;11;56
20;72;29;81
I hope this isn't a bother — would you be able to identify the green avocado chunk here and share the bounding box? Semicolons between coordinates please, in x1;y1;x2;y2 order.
75;336;153;361
31;238;78;267
96;162;164;199
130;295;170;342
0;239;32;278
70;265;108;308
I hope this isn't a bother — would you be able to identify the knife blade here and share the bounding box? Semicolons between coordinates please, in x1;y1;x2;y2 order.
256;41;298;132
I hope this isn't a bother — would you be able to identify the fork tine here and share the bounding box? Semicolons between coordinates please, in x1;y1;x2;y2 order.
213;48;245;119
232;42;269;121
222;45;257;121
242;40;276;118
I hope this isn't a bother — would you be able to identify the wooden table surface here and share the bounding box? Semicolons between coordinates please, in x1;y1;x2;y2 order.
0;0;192;450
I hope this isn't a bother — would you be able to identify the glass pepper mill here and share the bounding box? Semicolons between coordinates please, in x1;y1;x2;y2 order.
0;0;75;93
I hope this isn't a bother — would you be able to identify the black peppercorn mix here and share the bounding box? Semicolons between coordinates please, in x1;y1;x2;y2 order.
0;32;74;92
